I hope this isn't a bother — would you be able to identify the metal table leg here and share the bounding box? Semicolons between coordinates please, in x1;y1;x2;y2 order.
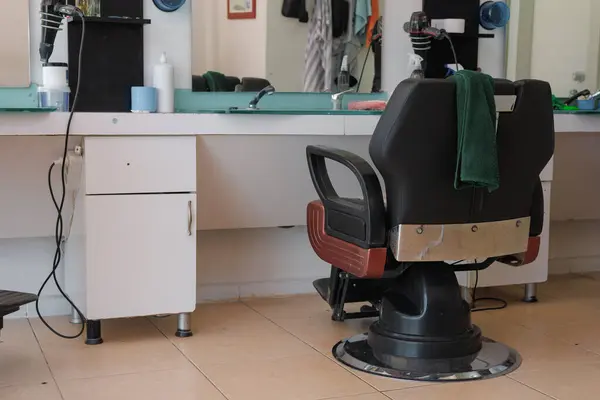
175;312;193;338
461;286;474;308
523;283;538;303
70;306;82;325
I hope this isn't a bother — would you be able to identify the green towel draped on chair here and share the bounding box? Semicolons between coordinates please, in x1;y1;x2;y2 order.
450;70;500;192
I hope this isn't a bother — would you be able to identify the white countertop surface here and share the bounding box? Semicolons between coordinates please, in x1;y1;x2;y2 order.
0;112;597;136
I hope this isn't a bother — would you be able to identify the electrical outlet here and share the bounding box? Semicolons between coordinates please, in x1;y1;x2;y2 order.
573;71;586;83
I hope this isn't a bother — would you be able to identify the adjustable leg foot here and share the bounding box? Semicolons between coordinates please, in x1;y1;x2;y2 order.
175;312;193;338
70;307;82;325
523;283;538;303
85;320;103;345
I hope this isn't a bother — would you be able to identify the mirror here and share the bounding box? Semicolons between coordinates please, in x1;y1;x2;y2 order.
506;0;600;97
191;0;383;93
0;0;30;87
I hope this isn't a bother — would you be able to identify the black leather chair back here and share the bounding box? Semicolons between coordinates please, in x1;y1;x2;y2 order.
369;79;554;228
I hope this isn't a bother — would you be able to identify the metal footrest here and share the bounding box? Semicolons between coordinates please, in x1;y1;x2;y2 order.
0;290;37;317
334;334;521;382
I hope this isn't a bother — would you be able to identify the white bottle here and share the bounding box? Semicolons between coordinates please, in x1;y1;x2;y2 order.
153;52;175;113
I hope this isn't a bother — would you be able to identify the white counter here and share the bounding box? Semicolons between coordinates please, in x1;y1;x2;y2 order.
0;111;598;317
0;112;598;136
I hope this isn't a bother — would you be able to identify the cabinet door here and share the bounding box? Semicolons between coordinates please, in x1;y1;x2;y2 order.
85;193;196;320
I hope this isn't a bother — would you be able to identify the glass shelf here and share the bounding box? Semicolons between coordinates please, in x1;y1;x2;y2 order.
177;108;383;116
0;107;56;113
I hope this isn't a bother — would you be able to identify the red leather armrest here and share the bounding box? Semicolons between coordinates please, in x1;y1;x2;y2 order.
307;201;386;278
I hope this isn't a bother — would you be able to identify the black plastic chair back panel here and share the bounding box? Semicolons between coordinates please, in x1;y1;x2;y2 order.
369;79;554;228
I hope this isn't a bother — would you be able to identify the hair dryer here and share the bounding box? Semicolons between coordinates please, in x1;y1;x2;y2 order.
39;0;80;63
403;11;446;78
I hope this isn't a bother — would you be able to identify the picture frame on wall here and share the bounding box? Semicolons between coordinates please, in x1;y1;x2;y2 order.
227;0;256;19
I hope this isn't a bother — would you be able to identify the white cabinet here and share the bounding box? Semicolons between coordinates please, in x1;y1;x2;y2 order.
64;136;197;342
86;194;196;320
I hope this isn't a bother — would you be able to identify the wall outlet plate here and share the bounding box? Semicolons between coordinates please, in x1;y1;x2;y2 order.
152;0;186;12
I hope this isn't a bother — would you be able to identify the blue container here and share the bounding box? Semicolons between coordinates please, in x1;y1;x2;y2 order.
131;86;158;113
38;87;70;111
576;99;599;110
480;1;510;30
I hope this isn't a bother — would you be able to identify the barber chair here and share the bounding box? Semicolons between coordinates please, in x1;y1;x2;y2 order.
0;290;37;334
306;78;554;381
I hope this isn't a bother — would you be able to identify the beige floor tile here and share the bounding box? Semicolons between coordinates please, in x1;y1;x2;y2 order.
172;326;316;367
324;394;390;400
152;301;318;366
541;321;600;355
244;294;337;321
201;353;375;400
344;369;434;392
474;312;600;372
273;315;372;354
244;294;373;356
59;367;226;400
475;297;600;335
384;377;551;399
511;362;600;400
152;302;275;337
0;320;53;387
244;294;368;323
0;382;63;400
30;317;192;381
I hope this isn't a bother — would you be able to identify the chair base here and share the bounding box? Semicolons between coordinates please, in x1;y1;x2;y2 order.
334;333;521;382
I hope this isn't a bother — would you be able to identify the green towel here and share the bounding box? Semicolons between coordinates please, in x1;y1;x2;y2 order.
451;70;499;192
203;71;230;92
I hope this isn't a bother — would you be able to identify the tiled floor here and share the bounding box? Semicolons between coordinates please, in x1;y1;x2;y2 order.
3;274;600;399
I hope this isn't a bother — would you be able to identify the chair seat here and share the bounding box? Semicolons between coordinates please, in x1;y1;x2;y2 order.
0;290;37;317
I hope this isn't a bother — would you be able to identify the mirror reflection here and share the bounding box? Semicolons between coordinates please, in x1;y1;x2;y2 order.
191;0;383;93
506;0;600;98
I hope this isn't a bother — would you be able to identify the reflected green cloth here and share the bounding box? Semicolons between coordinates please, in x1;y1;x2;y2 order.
203;71;230;92
450;70;499;192
552;95;578;110
354;0;371;41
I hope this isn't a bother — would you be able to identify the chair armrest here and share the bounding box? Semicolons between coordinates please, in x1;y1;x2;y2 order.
306;145;386;248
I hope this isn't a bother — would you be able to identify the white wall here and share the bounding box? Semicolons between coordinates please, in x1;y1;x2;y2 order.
265;0;307;91
27;0;192;89
216;0;268;79
0;136;82;317
0;0;30;87
143;0;192;89
192;0;269;80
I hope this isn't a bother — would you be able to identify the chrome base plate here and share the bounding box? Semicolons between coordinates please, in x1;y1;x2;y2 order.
333;334;521;382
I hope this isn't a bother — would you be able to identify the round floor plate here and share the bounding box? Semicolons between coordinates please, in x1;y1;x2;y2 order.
333;333;521;382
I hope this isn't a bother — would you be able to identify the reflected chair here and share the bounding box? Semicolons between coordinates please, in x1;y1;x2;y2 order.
305;78;554;381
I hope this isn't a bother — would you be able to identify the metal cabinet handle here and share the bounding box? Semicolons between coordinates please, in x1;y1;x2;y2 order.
187;201;193;236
